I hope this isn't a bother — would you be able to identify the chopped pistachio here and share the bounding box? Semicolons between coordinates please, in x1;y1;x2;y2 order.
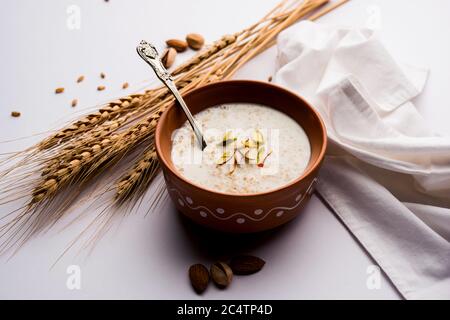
228;158;237;175
256;146;265;163
216;129;272;173
245;148;258;161
216;151;233;165
234;149;244;164
222;131;236;146
242;138;257;148
253;129;264;145
257;149;273;167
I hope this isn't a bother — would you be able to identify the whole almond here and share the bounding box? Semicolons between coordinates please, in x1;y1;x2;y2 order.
210;261;233;288
230;255;265;275
189;263;209;294
71;99;78;107
11;111;21;117
76;75;85;83
161;48;177;69
166;39;188;52
186;33;205;50
97;85;106;91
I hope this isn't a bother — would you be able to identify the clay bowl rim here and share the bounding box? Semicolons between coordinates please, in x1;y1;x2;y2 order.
155;80;327;198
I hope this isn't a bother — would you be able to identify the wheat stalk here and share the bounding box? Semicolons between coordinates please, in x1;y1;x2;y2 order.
115;149;160;204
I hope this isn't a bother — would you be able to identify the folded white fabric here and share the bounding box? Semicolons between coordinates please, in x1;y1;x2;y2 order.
274;21;450;299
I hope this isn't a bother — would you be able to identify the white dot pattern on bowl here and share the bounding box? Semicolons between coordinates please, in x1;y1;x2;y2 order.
168;178;318;223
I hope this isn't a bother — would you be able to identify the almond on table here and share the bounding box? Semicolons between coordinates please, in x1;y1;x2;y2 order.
230;255;266;275
166;39;188;52
186;33;205;50
189;264;209;294
162;48;177;68
210;262;233;288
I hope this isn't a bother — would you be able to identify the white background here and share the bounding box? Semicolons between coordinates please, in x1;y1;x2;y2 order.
1;0;449;299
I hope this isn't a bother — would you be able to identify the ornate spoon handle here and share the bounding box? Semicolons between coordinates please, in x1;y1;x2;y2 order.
136;40;207;150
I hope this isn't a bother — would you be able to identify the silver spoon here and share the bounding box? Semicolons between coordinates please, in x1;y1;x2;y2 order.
136;40;207;150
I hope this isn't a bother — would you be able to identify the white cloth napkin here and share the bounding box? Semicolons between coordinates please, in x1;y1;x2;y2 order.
274;21;450;299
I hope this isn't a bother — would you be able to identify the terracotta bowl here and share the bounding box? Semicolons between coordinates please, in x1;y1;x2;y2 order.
155;80;327;233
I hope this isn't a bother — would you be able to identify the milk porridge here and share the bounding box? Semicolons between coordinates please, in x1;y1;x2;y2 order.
171;103;311;194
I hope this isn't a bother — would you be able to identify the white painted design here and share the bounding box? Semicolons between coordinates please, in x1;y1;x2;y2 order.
254;209;263;215
168;178;317;222
306;178;317;195
185;196;193;205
